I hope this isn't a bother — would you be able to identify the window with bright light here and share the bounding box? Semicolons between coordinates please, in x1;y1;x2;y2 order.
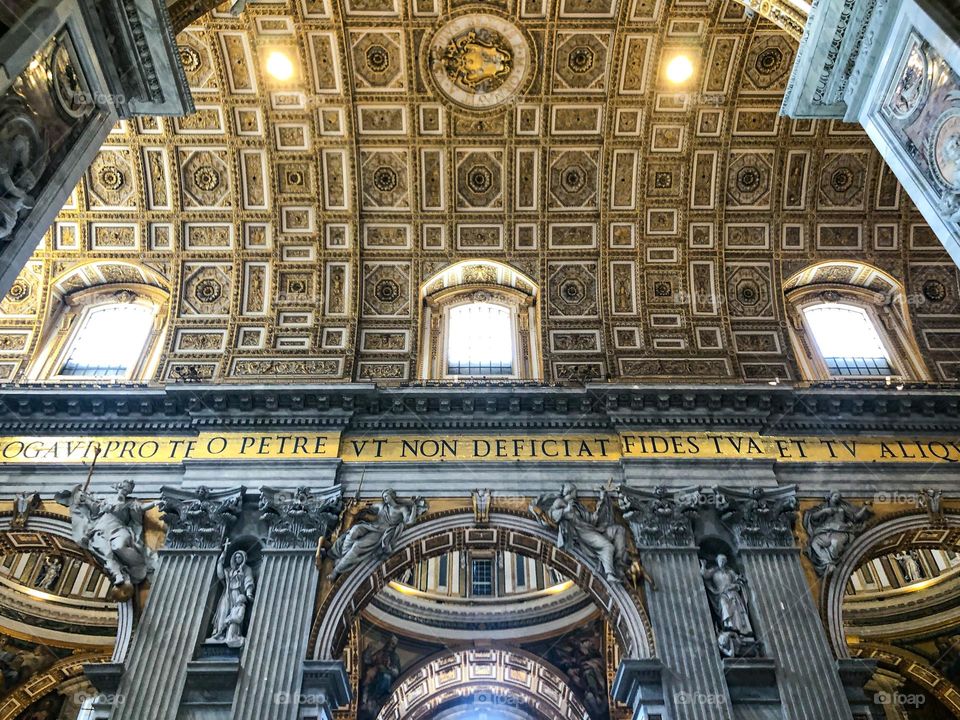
471;557;494;596
59;304;155;378
802;304;893;377
446;302;514;376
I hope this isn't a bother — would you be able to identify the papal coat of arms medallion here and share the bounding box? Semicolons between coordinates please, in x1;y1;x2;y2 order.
428;13;531;110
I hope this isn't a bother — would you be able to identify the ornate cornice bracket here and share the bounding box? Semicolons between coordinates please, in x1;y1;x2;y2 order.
258;486;343;550
159;486;244;550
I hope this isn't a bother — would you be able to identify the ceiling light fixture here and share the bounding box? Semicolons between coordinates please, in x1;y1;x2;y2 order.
665;54;694;84
266;50;294;81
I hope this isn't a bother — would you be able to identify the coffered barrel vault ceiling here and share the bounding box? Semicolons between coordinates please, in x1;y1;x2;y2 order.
3;0;960;384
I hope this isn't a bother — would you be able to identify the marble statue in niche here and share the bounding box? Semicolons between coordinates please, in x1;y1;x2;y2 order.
328;490;428;580
206;541;255;649
34;556;62;591
358;634;401;720
803;491;873;577
701;553;760;658
55;479;157;595
894;550;924;582
530;482;629;582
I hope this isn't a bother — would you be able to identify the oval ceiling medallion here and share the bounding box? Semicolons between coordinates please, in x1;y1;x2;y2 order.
427;13;531;110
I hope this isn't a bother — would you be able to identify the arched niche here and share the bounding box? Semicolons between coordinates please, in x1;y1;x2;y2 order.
310;511;654;661
376;647;591;720
417;259;542;380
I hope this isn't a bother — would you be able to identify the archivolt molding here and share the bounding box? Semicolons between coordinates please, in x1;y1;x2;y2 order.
0;649;110;720
376;647;590;720
822;510;960;658
311;510;655;661
0;513;134;664
851;641;960;716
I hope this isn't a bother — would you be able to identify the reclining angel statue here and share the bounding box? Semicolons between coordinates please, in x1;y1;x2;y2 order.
530;482;629;582
328;490;428;580
56;479;157;590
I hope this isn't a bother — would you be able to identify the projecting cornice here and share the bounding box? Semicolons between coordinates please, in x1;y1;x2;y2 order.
0;382;959;435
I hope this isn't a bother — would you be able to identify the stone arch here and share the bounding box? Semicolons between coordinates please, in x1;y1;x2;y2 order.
822;510;960;657
50;259;170;295
376;647;591;720
851;641;960;716
310;510;655;660
0;511;135;663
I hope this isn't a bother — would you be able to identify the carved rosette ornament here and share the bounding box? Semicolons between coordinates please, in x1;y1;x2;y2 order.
159;486;244;550
617;485;699;548
258;486;343;550
715;485;799;549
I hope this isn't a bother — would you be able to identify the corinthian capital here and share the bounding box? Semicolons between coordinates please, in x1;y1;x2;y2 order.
159;486;245;550
258;486;343;550
714;485;798;549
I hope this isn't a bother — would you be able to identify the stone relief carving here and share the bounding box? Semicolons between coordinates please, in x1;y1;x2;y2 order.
530;482;629;582
328;490;428;580
159;486;244;549
0;96;43;241
206;541;256;649
617;485;698;547
716;485;798;548
258;486;343;549
55;480;157;593
888;37;928;120
803;491;873;577
919;488;945;527
10;491;41;529
701;553;761;658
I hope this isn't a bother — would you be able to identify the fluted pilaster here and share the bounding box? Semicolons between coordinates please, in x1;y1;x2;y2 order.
740;549;852;720
232;549;319;720
642;549;734;720
112;550;218;720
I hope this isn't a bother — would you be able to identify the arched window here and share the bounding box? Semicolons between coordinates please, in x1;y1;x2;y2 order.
28;283;168;382
58;302;155;377
418;260;541;380
802;303;893;377
784;262;929;382
446;302;514;376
